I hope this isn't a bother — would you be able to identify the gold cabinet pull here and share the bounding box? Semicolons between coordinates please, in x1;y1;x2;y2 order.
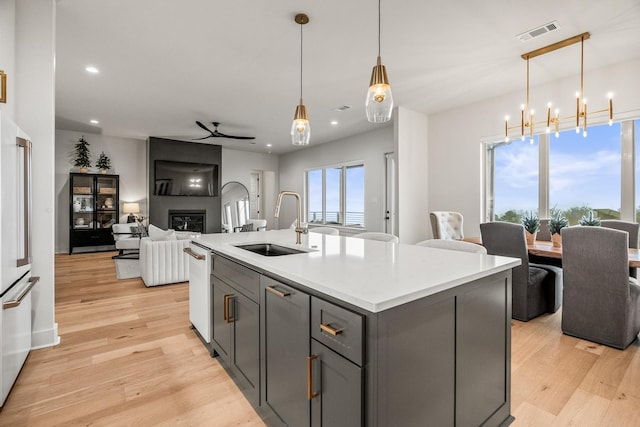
307;354;318;400
223;294;235;323
320;323;343;336
265;285;290;298
183;247;206;260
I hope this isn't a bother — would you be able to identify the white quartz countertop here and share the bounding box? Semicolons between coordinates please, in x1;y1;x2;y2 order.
192;229;521;313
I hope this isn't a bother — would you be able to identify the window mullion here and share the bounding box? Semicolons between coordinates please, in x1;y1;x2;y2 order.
621;120;635;221
539;133;550;219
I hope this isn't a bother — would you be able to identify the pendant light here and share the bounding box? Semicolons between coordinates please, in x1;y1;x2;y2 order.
365;0;393;123
291;13;311;146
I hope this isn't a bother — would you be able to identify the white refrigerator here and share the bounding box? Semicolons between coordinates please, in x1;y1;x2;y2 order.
0;111;37;407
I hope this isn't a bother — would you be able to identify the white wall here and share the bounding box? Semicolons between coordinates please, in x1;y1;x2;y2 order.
278;126;394;233
428;58;640;238
55;130;147;253
14;0;57;349
0;0;15;120
221;147;279;229
395;107;430;243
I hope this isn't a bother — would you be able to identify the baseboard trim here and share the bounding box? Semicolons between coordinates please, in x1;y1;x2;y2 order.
31;322;60;350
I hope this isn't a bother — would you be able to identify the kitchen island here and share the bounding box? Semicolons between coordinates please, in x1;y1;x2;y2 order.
189;229;520;427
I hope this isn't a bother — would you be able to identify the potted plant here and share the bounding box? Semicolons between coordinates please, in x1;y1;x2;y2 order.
549;212;569;247
96;151;112;174
521;211;540;245
73;135;91;173
578;210;601;226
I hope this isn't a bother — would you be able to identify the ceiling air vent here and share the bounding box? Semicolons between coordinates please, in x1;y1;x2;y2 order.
335;105;352;112
516;21;560;42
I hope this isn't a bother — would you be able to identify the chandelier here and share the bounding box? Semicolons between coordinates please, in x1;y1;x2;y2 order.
504;32;613;144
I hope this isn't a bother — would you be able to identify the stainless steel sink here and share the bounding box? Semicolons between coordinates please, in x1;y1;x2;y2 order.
235;243;308;256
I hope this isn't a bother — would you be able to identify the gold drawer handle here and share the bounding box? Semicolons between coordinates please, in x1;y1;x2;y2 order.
307;354;318;400
320;323;343;336
265;285;290;298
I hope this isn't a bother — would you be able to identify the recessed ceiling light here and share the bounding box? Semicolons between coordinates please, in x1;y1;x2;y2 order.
266;143;273;147
85;66;99;74
330;120;338;126
90;119;99;124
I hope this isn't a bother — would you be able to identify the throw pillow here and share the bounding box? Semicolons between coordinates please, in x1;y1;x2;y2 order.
148;224;177;241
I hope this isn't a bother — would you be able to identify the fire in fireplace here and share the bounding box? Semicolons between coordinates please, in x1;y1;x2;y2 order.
168;210;206;233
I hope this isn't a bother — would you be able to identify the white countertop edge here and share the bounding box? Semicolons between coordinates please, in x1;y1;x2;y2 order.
193;231;521;313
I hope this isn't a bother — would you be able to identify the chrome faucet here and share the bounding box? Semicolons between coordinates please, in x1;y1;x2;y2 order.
274;191;307;244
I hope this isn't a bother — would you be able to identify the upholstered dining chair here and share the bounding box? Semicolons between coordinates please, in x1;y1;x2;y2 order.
601;220;639;278
537;219;552;241
352;232;399;243
561;226;640;349
415;239;487;254
310;226;340;235
429;211;464;240
480;222;551;321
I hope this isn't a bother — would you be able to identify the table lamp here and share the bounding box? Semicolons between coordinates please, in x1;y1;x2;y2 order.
123;202;140;223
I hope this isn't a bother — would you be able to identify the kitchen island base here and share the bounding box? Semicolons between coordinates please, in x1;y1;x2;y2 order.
207;251;513;427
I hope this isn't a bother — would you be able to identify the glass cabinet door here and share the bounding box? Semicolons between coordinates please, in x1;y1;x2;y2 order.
96;176;118;229
71;175;94;230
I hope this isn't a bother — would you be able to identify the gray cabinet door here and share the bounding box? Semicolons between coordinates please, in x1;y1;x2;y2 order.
310;339;362;427
233;292;260;404
263;277;310;427
211;276;232;360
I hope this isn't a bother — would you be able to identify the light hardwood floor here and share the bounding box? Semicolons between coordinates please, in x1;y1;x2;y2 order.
0;252;639;426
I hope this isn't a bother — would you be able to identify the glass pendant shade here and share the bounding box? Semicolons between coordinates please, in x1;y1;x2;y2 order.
366;56;393;123
291;100;311;145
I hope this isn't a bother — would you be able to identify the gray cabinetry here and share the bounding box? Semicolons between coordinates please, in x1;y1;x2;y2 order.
211;254;260;406
262;276;310;426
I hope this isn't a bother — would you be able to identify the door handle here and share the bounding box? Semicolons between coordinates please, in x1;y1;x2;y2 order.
307;354;318;400
223;294;235;323
183;247;206;260
3;276;39;309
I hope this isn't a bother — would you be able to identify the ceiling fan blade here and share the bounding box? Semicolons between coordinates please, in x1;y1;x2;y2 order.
192;135;213;140
195;120;214;134
215;132;256;140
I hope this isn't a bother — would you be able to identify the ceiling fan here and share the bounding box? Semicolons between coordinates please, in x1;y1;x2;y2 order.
194;121;255;141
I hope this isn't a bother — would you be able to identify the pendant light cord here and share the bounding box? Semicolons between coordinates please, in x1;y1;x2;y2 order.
300;23;303;101
377;0;381;57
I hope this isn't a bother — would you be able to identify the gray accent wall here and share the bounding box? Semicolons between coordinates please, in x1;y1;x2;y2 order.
148;137;221;233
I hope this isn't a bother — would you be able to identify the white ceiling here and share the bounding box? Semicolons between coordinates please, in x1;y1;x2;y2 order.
55;0;640;154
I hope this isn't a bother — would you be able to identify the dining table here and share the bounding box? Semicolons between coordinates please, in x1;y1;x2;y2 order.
464;236;640;268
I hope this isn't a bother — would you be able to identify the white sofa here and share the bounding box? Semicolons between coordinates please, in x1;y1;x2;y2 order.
139;236;190;287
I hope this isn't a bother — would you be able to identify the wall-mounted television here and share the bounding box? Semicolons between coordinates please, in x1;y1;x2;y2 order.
154;160;218;197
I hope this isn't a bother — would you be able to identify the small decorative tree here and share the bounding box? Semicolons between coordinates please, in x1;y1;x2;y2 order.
549;212;569;247
96;151;112;173
73;135;91;172
578;210;601;226
521;211;540;245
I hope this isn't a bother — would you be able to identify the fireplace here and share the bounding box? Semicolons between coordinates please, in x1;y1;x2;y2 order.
168;210;206;233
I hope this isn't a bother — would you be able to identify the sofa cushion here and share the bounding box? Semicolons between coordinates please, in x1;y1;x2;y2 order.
148;224;177;241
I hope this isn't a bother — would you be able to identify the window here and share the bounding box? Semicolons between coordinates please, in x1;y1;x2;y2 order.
306;163;365;228
490;136;539;223
549;123;621;223
487;120;635;225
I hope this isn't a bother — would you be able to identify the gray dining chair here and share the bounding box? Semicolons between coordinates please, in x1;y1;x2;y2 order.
561;226;640;349
480;222;551;321
601;220;639;278
415;239;487;254
537;219;551;241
